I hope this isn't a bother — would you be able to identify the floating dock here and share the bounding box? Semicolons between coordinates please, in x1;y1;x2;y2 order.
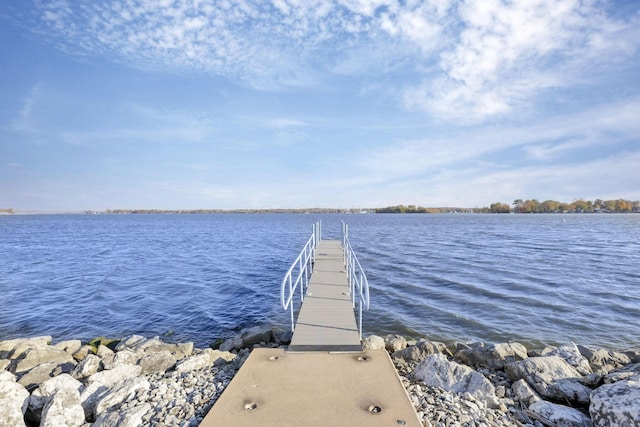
202;226;421;426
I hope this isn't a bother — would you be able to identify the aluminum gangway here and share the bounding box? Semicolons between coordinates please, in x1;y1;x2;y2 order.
280;221;370;351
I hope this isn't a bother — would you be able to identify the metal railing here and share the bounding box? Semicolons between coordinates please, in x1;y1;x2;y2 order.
280;221;321;332
341;221;370;339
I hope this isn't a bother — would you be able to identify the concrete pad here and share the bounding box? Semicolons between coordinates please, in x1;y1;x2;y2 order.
201;348;421;427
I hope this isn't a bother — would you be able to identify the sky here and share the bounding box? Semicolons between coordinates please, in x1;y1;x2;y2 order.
1;0;639;211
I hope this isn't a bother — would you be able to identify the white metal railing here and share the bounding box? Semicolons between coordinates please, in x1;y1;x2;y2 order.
280;221;321;332
341;221;370;339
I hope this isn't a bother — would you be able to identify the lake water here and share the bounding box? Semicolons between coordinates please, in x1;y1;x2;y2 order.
1;213;638;350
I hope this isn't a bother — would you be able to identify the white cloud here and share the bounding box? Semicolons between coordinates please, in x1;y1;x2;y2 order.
405;0;640;123
19;0;640;123
356;97;640;184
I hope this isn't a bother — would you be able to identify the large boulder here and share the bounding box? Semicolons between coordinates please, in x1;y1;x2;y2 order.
143;342;193;361
512;378;542;406
544;343;592;375
384;334;408;352
72;345;96;361
18;361;61;391
93;403;151;427
0;336;51;359
139;350;176;375
413;353;499;408
94;377;150;417
219;325;273;351
362;335;385;350
40;388;85;427
101;349;141;370
87;364;142;388
455;341;528;370
12;346;75;374
175;349;235;373
0;371;29;427
70;354;101;380
529;400;594;427
80;382;109;421
28;374;83;424
52;340;82;356
393;339;449;365
578;345;631;374
114;335;146;352
590;377;640;426
505;356;592;406
603;362;640;384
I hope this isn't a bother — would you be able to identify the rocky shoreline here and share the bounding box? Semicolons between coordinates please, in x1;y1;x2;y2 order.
1;327;638;426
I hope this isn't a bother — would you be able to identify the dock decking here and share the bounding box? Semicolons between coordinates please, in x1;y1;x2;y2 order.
288;240;362;352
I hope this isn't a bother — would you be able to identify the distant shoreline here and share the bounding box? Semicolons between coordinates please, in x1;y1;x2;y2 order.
2;209;638;215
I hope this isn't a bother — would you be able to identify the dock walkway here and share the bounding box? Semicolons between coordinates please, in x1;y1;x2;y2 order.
288;240;362;352
202;228;421;426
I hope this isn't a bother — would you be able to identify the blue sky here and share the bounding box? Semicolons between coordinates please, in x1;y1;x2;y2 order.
1;0;639;211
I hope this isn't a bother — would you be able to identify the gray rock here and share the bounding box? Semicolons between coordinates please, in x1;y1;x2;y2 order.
176;349;219;372
96;345;115;358
272;328;292;345
384;334;408;352
79;382;109;421
210;350;237;366
139;350;176;375
362;335;385;350
71;354;101;380
13;346;76;374
94;377;150;417
17;361;59;391
40;389;85;427
529;400;594;427
128;337;163;351
93;403;151;427
393;339;449;365
103;349;141;370
0;371;29;427
603;362;640;384
144;342;194;360
545;343;592;375
622;348;640;363
87;364;142;388
72;345;96;361
413;353;499;408
590;378;640;426
512;379;542;406
455;341;528;370
505;356;592;405
114;335;146;352
29;373;83;421
578;345;631;373
0;336;51;359
219;325;272;351
52;340;83;356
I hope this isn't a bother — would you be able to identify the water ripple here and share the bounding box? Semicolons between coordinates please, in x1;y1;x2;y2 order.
1;213;639;349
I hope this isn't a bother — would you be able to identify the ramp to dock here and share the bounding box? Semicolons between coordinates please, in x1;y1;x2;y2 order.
200;348;421;427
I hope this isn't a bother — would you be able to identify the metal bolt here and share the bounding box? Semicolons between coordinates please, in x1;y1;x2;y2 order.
368;405;382;414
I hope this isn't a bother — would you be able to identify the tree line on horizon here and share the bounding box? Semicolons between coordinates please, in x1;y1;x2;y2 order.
376;198;640;214
2;198;638;214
